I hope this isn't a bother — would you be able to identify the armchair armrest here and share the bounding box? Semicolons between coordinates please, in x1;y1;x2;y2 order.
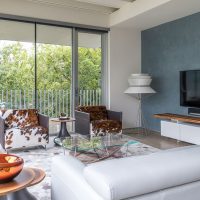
75;111;90;136
0;117;5;149
38;113;49;132
107;110;122;122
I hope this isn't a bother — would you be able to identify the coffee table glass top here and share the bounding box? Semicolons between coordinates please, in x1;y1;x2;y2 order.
54;134;139;152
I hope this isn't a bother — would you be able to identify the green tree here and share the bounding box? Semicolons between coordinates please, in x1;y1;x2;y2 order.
0;42;34;90
0;41;102;115
0;42;101;90
78;47;101;90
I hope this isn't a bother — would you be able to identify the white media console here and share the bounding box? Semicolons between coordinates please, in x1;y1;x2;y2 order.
154;113;200;145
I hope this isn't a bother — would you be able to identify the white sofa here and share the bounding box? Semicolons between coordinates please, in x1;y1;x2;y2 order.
51;145;200;200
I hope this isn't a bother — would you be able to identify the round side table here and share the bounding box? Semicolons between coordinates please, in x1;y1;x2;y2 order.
0;168;45;200
51;118;75;141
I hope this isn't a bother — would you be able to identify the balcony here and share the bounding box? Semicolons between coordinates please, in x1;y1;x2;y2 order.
0;89;102;117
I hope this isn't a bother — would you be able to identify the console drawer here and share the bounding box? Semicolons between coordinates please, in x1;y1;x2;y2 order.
180;123;200;145
161;121;180;140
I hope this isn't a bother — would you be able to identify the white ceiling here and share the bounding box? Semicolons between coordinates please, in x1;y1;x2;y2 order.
4;0;200;31
25;0;135;14
111;0;200;30
75;0;134;9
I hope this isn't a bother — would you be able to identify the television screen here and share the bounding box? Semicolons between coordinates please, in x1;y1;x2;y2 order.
180;70;200;107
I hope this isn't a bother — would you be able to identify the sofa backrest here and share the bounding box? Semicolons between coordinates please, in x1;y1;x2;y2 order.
0;109;39;128
77;106;108;121
83;145;200;200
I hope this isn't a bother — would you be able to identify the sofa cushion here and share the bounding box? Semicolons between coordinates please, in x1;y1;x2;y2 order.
83;146;200;200
5;125;48;149
4;109;39;128
91;120;122;136
77;106;108;121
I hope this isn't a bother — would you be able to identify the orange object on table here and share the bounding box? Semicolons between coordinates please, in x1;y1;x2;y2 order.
0;154;24;183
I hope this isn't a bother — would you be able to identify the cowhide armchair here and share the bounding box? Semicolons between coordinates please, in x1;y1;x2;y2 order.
75;106;122;136
0;109;49;150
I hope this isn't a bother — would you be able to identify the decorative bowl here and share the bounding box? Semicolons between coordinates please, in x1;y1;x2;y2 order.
0;154;24;183
59;112;69;120
59;115;70;120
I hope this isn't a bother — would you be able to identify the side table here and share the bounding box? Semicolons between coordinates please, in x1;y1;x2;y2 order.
0;168;45;200
51;118;75;142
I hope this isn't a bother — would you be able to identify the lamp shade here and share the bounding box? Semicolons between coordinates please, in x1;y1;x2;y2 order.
124;86;156;94
124;73;156;95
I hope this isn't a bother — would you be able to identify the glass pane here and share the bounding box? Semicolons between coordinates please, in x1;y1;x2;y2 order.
0;20;35;109
78;32;102;106
36;25;72;118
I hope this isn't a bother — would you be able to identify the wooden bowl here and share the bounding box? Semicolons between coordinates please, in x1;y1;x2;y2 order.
0;154;24;183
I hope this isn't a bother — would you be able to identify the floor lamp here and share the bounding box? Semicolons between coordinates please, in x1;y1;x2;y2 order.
124;74;156;135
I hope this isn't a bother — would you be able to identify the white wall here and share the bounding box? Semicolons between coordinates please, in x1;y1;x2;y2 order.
109;27;141;128
0;0;109;27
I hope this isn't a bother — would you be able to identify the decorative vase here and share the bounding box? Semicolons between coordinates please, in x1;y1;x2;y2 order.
0;154;24;183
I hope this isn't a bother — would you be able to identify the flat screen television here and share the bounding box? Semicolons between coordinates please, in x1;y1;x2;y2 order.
180;70;200;107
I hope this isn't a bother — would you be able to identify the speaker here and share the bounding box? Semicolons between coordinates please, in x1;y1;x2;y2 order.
188;107;200;116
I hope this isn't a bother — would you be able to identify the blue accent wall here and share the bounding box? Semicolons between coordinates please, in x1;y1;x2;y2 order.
142;12;200;132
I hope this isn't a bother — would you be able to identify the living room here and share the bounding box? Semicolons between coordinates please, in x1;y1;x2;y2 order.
1;0;200;200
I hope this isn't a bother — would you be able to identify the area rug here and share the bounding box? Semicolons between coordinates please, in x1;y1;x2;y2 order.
73;140;160;164
11;136;160;200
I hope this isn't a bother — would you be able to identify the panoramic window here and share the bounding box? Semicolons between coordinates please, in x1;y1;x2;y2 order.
0;19;107;119
78;32;102;106
36;25;72;117
0;20;35;109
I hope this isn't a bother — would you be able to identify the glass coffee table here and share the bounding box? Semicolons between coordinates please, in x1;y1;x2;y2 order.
54;134;139;161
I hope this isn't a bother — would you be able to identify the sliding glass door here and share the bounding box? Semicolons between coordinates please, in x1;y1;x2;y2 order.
36;25;72;117
0;20;35;109
0;19;107;121
77;31;102;107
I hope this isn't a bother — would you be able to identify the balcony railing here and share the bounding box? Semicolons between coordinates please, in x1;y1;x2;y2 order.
0;89;102;117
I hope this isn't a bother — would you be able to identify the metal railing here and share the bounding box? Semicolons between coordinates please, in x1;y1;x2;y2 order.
0;89;102;117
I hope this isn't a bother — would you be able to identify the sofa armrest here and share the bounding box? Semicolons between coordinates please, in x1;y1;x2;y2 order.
84;146;200;200
38;113;49;132
75;111;90;136
0;117;5;149
107;110;122;122
51;155;103;200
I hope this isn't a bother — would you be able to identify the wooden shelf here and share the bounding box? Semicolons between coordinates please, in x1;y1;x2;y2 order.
154;113;200;124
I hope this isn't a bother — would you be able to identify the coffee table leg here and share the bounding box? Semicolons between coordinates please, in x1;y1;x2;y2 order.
7;188;37;200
